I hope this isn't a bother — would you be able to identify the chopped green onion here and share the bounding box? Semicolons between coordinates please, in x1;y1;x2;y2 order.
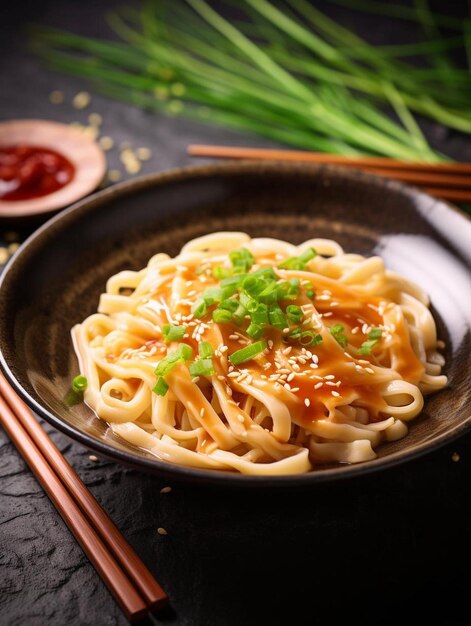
249;302;269;326
155;343;193;377
162;323;186;342
202;286;222;305
229;340;267;366
193;299;207;318
368;327;383;340
247;322;264;338
252;267;277;281
213;308;233;323
189;357;215;377
232;302;247;325
288;327;302;340
212;266;233;279
304;281;316;298
330;324;348;348
229;247;255;272
268;303;288;329
286;304;303;324
72;375;88;393
300;331;323;346
278;247;317;270
153;377;169;396
199;341;214;358
358;339;378;355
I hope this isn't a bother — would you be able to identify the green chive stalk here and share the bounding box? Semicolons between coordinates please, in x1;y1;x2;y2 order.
30;0;471;161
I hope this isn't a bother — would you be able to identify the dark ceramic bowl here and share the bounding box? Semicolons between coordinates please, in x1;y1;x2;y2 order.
0;161;470;487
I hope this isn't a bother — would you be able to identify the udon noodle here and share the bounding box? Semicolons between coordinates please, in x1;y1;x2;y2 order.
72;232;447;475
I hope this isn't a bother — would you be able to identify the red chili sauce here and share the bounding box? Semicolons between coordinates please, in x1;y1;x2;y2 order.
0;144;75;201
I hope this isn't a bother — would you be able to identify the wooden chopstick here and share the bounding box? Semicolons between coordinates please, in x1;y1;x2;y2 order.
0;372;168;620
187;145;471;202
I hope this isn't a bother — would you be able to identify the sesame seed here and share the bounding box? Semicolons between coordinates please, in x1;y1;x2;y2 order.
99;136;114;151
325;381;336;386
324;374;335;380
365;367;375;374
451;452;460;462
191;377;200;383
362;323;369;334
323;312;333;317
351;327;359;334
49;90;64;104
358;359;370;365
290;387;299;392
310;363;318;369
287;372;296;382
331;391;341;397
314;382;323;389
284;383;291;391
88;112;102;126
72;91;91;109
136;147;152;161
157;527;168;536
229;334;239;340
282;327;290;334
304;398;310;407
88;455;98;462
160;486;172;494
217;375;226;381
108;169;122;182
237;414;245;423
226;386;233;396
312;354;319;364
238;339;247;345
282;346;292;355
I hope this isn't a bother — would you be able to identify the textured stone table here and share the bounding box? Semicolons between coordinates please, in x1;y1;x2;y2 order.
1;2;471;625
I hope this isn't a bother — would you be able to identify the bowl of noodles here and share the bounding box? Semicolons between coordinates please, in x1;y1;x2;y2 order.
0;161;470;486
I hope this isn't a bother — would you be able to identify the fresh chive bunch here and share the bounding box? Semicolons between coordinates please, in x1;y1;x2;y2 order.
31;0;471;160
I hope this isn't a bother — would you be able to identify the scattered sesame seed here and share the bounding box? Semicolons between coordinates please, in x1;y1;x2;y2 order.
324;374;335;380
200;408;205;417
99;136;114;151
160;486;172;494
331;391;341;397
282;346;292;355
108;169;122;182
351;327;359;334
304;398;310;407
191;376;200;383
49;90;64;104
314;382;323;389
88;455;98;462
237;414;245;423
157;527;168;536
282;327;290;334
451;452;460;462
268;340;274;349
72;91;91;109
323;312;333;317
365;367;375;374
0;248;8;265
290;387;300;392
136;147;152;161
284;383;291;391
88;112;102;126
229;334;239;340
287;372;295;382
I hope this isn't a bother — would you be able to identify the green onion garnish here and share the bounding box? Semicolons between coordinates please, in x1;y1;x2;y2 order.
213;308;233;323
246;322;263;338
189;357;215;377
358;328;383;354
193;299;207;318
229;247;255;272
278;248;317;271
229;340;267;366
162;323;186;342
153;377;169;396
72;375;88;393
286;304;303;324
268;303;288;329
304;281;316;299
358;340;378;355
368;327;383;340
199;341;214;358
155;343;193;377
300;331;323;346
330;324;348;348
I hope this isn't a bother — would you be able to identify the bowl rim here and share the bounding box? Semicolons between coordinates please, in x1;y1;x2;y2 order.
1;160;470;487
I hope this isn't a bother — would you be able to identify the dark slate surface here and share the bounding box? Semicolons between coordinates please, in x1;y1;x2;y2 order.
1;2;471;625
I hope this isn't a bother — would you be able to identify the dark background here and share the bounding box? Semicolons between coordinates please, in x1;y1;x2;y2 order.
1;2;471;625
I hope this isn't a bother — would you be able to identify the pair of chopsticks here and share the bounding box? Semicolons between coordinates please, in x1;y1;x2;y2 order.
187;145;471;203
0;372;167;623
